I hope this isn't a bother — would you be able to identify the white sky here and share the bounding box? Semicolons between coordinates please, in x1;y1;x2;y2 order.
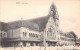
0;0;80;38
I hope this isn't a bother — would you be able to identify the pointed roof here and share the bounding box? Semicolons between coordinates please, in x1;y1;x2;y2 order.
48;3;59;21
7;20;39;31
28;16;49;32
7;16;49;32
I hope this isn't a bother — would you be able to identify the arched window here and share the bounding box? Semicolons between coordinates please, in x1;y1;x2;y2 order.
32;34;34;37
48;28;52;33
23;32;24;37
25;32;26;37
23;32;27;37
29;33;31;37
48;28;52;36
1;33;2;38
4;33;6;38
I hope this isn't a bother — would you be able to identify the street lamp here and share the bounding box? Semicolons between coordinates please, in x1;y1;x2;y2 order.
44;29;46;50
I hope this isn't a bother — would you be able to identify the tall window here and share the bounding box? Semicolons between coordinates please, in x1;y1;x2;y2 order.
23;32;27;37
29;33;30;37
29;33;32;38
1;33;2;38
48;28;52;32
23;32;25;37
48;28;52;36
4;33;6;38
25;32;26;37
33;33;34;37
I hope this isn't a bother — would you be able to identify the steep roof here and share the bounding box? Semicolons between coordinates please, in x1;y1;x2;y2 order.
7;20;39;31
28;16;49;32
0;22;7;31
7;16;49;32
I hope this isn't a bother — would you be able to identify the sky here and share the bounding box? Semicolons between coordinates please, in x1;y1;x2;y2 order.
0;0;80;38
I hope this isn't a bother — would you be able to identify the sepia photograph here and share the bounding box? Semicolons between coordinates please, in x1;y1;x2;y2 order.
0;0;80;50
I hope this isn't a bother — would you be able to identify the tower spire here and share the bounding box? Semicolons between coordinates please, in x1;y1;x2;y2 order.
49;3;56;16
48;3;59;21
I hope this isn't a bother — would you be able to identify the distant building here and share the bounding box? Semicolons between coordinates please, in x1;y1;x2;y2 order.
59;31;76;46
76;38;80;46
0;3;77;47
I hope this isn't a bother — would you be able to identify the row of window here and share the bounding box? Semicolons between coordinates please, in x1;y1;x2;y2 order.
60;37;75;41
61;33;74;38
1;31;39;38
22;32;39;38
29;33;39;38
66;34;74;38
23;32;27;37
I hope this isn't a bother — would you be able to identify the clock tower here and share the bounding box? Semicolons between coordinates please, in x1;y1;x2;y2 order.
47;3;60;40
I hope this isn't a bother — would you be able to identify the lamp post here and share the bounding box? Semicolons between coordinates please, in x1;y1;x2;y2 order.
44;29;46;50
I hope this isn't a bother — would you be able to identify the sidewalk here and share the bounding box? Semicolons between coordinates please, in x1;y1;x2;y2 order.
0;46;79;50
